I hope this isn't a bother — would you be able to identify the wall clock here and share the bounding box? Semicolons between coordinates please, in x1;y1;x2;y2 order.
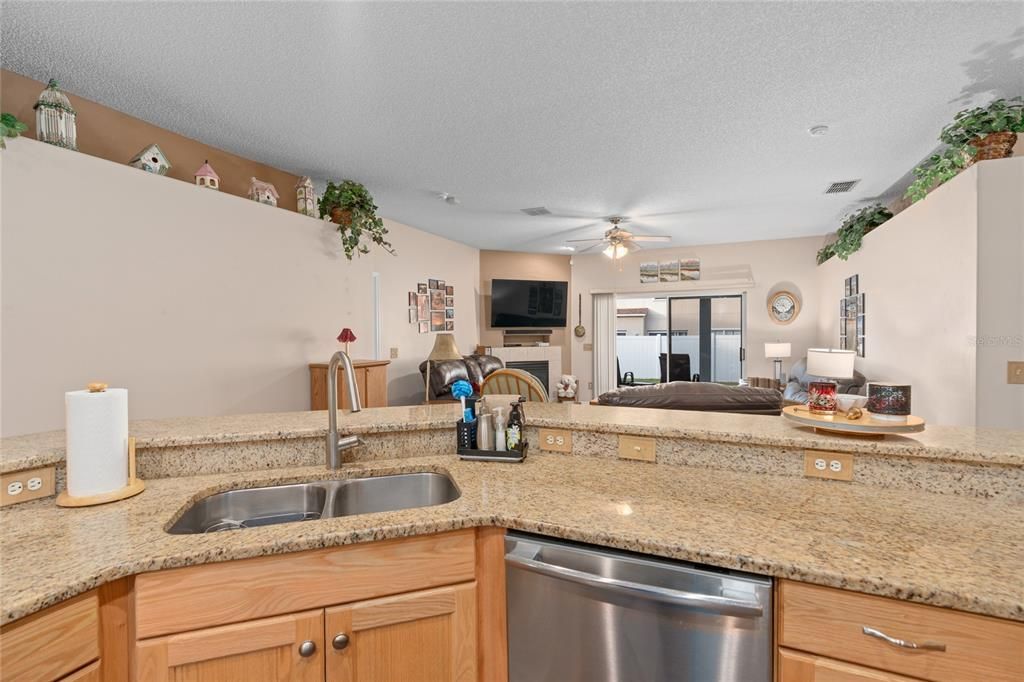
768;291;800;325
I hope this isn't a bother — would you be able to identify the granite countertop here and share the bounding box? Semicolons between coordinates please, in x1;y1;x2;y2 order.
4;403;1024;474
2;452;1022;626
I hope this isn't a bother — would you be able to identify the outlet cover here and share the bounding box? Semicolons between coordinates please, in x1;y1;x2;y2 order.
619;435;656;462
0;466;56;506
583;343;593;351
803;450;853;482
538;428;572;453
390;347;399;359
1009;361;1024;385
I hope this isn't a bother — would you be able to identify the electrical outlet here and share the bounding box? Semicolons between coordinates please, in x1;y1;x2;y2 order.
1;466;56;506
619;435;656;462
583;343;593;351
539;428;572;453
804;450;853;482
390;347;399;359
1009;361;1024;385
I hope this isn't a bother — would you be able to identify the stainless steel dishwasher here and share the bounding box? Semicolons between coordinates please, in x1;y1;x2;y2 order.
505;532;772;682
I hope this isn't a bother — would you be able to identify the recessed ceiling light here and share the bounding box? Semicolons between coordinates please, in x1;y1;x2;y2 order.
808;125;830;137
436;192;459;205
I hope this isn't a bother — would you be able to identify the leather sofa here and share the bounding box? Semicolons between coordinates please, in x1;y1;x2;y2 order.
419;354;504;401
783;357;867;405
596;381;783;416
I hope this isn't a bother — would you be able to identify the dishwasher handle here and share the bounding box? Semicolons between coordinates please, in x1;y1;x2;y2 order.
506;553;764;618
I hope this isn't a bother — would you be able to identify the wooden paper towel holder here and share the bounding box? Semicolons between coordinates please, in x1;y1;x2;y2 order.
56;436;146;507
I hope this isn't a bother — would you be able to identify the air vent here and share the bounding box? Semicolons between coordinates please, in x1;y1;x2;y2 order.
520;206;551;216
824;180;860;194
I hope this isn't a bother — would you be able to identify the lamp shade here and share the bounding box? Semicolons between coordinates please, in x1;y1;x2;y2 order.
806;348;855;379
427;333;462;362
764;342;791;359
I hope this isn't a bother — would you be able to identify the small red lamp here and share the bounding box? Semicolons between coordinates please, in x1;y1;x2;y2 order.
337;328;357;355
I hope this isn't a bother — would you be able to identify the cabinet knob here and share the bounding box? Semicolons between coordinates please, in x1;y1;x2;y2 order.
298;640;317;657
332;633;351;650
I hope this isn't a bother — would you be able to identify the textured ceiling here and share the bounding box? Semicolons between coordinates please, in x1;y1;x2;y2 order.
3;1;1022;251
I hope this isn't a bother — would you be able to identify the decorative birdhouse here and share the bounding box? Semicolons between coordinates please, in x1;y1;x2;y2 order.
248;177;279;206
193;160;220;190
128;144;171;175
33;79;78;150
296;176;317;217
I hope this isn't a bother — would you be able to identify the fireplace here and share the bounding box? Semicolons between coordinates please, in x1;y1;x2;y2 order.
506;361;550;393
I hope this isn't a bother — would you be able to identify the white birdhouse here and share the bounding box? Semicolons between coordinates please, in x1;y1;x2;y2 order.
248;177;279;206
296;176;317;217
128;144;171;175
34;79;78;150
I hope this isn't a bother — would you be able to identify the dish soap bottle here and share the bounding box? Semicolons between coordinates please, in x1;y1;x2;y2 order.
493;406;507;452
506;401;523;451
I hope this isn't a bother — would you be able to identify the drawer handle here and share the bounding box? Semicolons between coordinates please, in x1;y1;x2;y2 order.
862;626;947;652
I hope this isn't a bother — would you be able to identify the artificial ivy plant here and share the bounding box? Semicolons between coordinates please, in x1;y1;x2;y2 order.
0;113;28;149
905;97;1023;203
817;204;893;265
318;180;396;259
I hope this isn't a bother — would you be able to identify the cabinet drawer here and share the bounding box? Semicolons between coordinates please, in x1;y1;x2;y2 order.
779;580;1024;682
779;648;923;681
0;591;99;682
136;529;475;638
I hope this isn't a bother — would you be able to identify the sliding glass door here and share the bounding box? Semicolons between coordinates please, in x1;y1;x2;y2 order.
666;294;744;384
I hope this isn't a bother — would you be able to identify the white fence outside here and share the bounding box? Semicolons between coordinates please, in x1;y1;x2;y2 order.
616;333;741;383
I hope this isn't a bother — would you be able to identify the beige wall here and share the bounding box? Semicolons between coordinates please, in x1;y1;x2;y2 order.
1;139;480;436
816;156;1022;428
478;250;572;374
571;236;822;402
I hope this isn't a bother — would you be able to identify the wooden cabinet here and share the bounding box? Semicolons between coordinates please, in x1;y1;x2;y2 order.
779;648;923;681
57;661;101;682
136;609;325;681
0;590;99;682
325;583;477;682
778;580;1024;682
309;360;389;410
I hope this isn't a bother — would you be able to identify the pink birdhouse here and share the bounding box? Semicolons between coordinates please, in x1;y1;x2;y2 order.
337;328;356;355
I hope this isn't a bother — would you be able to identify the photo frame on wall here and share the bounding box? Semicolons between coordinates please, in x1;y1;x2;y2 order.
418;283;428;294
445;296;454;307
416;294;428;321
640;262;659;283
659;260;680;283
428;279;439;290
408;291;417;306
430;311;445;331
445;308;454;319
408;308;417;323
445;285;454;296
680;258;700;281
445;320;454;331
430;289;445;310
418;321;429;334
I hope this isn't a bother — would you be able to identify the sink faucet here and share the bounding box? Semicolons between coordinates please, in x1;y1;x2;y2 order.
327;350;363;469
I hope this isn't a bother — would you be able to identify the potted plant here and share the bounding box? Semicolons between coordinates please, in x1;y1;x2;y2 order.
817;204;893;264
0;113;28;149
318;180;396;259
939;96;1023;161
906;97;1023;203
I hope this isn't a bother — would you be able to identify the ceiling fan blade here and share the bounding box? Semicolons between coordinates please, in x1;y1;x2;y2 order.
630;235;671;242
565;237;607;243
575;242;604;254
518;221;607;248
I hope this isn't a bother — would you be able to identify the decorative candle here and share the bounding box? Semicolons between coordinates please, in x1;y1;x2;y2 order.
808;381;838;415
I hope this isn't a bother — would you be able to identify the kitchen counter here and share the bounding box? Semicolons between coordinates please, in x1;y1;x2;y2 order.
2;452;1022;626
4;402;1024;474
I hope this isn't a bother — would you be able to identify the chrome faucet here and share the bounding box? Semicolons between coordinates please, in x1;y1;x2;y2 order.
326;350;363;469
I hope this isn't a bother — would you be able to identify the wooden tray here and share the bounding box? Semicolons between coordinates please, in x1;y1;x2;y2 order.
782;405;925;437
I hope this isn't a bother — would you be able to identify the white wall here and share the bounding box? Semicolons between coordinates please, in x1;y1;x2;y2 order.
571;236;822;402
1;139;480;436
815;157;1024;428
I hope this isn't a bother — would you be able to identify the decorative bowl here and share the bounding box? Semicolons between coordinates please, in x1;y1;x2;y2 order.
835;394;868;412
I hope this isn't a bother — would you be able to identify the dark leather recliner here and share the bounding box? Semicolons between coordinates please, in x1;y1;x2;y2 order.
598;381;782;415
419;354;504;401
783;357;867;405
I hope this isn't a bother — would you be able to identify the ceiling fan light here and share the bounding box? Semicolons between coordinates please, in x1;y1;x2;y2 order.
604;243;629;260
603;244;616;259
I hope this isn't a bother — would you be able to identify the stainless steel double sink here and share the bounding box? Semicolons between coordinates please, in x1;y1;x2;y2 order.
168;472;460;534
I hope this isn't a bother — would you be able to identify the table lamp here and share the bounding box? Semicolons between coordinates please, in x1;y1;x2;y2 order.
805;348;855;415
764;342;791;383
425;333;462;402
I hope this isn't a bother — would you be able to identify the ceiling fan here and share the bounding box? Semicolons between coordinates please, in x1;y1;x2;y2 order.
566;217;671;259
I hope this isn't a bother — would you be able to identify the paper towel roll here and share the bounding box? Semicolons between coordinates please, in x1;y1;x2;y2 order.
65;387;129;497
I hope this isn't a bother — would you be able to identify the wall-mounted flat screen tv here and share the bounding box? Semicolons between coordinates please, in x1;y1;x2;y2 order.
490;279;568;328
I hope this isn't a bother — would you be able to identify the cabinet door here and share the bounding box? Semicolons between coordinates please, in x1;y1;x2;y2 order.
325;582;476;682
136;609;324;682
57;661;100;682
779;648;924;682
